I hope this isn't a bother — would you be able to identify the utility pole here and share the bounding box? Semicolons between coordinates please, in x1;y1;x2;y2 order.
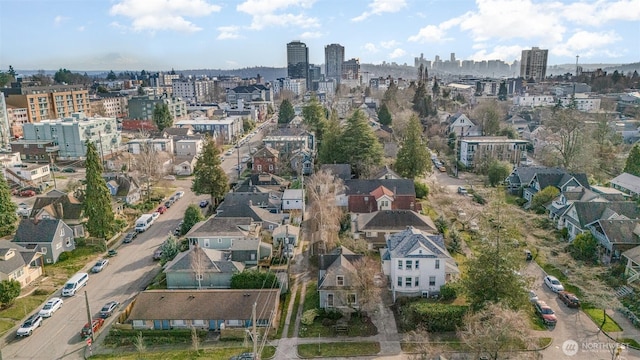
252;302;259;360
84;291;94;343
49;156;57;190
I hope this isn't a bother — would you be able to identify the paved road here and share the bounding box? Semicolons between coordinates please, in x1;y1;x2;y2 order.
221;122;271;183
1;179;207;360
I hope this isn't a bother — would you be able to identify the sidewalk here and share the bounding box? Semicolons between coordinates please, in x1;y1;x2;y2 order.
604;308;640;358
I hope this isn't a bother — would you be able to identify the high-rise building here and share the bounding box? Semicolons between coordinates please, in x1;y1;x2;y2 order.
325;43;345;82
520;47;548;82
4;81;91;123
287;41;310;86
0;93;10;150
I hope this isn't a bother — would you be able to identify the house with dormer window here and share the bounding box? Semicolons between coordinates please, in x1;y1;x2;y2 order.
317;247;363;312
381;227;459;301
343;179;419;213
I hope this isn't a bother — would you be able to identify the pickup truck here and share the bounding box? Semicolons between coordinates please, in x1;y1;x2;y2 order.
81;318;105;339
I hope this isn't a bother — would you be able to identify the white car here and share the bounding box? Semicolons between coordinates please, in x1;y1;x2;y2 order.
544;275;565;292
38;298;63;318
241;156;250;163
151;212;160;221
16;314;43;337
91;259;109;273
528;290;539;303
175;191;185;199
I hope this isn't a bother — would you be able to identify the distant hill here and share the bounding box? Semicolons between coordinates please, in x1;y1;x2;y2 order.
547;62;640;76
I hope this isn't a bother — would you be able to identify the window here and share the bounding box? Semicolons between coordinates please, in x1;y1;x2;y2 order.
257;164;262;171
429;276;436;286
347;293;356;305
415;260;420;269
192;320;205;326
204;239;210;247
405;277;412;287
336;275;344;286
435;259;440;269
195;274;204;281
397;260;402;270
327;293;334;307
41;247;47;254
414;277;419;287
397;277;402;287
170;320;186;327
405;260;412;270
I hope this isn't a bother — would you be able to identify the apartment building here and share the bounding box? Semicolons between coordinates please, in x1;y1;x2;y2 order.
89;93;128;119
175;117;243;144
172;79;217;104
559;94;601;112
7;106;29;139
4;82;90;123
459;136;529;168
127;95;187;121
0;93;9;150
520;47;548;82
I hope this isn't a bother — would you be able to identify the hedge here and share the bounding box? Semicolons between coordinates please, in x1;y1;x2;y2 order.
406;302;468;332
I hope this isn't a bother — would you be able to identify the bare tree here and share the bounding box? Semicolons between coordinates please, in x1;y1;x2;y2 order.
133;331;146;358
404;328;444;360
191;326;201;354
191;246;206;290
458;303;537;360
350;257;385;313
306;170;345;254
135;142;162;202
544;107;586;171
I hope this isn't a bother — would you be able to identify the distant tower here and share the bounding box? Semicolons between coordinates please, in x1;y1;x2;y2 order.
325;44;345;83
520;47;548;82
287;40;310;85
450;53;456;62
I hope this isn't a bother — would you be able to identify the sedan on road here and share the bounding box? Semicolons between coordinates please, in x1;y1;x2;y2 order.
199;199;209;208
91;259;109;273
156;205;167;214
175;191;185;199
16;314;43;337
558;291;580;308
123;231;137;243
544;275;565;292
99;301;120;318
38;298;63;318
534;300;557;326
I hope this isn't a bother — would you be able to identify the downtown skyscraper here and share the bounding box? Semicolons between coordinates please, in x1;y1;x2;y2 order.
287;40;310;87
520;47;548;82
325;43;345;83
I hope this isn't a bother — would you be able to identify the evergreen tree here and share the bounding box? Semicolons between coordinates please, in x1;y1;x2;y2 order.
0;279;21;306
395;115;431;178
106;70;117;81
498;81;508;101
302;96;327;141
152;103;173;132
278;99;295;124
7;65;16;77
83;141;115;239
377;103;392;126
181;204;204;235
0;173;18;237
191;137;228;206
624;144;640;177
341;110;383;178
318;110;344;165
432;77;440;97
487;160;511;187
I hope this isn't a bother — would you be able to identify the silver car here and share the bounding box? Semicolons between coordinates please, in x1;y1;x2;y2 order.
544;275;565;292
38;297;63;318
91;259;109;273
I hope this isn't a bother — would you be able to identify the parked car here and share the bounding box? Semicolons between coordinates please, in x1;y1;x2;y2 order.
19;190;36;197
544;275;565;293
438;165;446;172
226;149;233;156
533;300;557;326
38;298;63;318
99;301;120;318
107;249;117;257
457;187;468;195
199;199;209;208
17;314;43;337
151;212;160;221
173;226;182;236
50;165;60;172
230;353;255;360
164;200;173;208
163;175;176;181
241;156;250;163
123;231;137;243
528;290;539;303
175;191;185;199
558;291;580;308
156;205;167;214
61;167;77;173
153;248;163;261
525;249;533;261
81;318;105;339
91;259;109;273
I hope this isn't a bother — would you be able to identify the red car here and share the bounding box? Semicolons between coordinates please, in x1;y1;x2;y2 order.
156;206;167;214
558;291;580;308
20;190;36;197
81;318;104;339
534;300;557;326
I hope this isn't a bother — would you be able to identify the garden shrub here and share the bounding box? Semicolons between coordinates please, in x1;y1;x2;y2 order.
439;283;458;301
402;302;468;332
301;309;319;326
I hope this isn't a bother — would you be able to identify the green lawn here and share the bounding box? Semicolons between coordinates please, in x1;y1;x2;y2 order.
0;294;49;321
0;319;15;335
287;287;301;338
297;342;380;358
47;245;103;279
583;308;623;332
90;346;275;359
275;291;292;338
302;281;318;312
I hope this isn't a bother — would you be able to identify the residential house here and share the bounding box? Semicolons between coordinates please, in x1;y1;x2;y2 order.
560;201;640;241
272;225;300;248
370;165;402;180
547;186;615;225
446;113;481;136
126;138;173;155
216;204;285;232
459;136;529;168
175;117;243;144
103;173;141;205
352;210;437;248
1;161;51;188
164;246;244;289
0;240;44;288
343;179;419;213
29;189;85;236
290;149;313;176
162;127;194;138
13;219;75;264
381;227;460;301
505;166;589;200
319;164;352;181
588;219;640;262
610;173;640;198
622;245;640;284
282;189;304;212
185;217;270;266
504;115;531;137
237;173;290;192
252;147;279;174
127;289;280;331
318;247;363;312
217;192;281;213
262;128;315;154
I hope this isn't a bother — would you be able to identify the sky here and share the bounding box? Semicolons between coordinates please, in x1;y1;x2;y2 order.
0;0;639;72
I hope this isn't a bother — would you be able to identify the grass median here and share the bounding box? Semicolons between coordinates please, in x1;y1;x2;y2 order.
297;342;380;358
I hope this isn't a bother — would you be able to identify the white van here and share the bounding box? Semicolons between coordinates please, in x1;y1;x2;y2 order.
62;272;89;296
135;214;154;233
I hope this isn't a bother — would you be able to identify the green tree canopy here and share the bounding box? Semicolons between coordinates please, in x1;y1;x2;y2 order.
181;204;204;236
474;100;503;136
341;110;384;178
0;173;18;237
230;270;279;289
487;160;511;187
152;103;173;132
302;96;327;141
395;115;431;178
160;236;179;265
530;186;559;214
278;99;295;124
569;233;598;263
83;141;115;239
624;144;640;177
191;137;228;206
377;103;392;126
318;109;344;165
106;70;117;81
0;279;21;306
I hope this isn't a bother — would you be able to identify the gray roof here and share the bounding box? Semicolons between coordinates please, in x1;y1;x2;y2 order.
219;192;276;209
165;246;244;274
127;289;279;321
611;173;640;194
370;165;402;180
344;179;416;196
356;210;437;233
571;201;640;227
272;224;300;238
507;166;564;186
386;227;450;259
283;189;303;200
0;240;40;276
216;205;284;224
622;245;640;264
591;219;640;245
186;217;253;237
319;164;352;181
13;219;65;244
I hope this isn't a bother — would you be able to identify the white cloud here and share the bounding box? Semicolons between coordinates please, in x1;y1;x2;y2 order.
77;26;85;32
236;0;319;30
217;26;241;40
469;45;524;61
54;15;68;26
109;0;221;33
300;31;323;39
562;0;640;26
389;48;406;59
109;21;128;33
380;40;400;49
408;25;447;43
553;30;622;57
352;0;407;22
363;43;378;53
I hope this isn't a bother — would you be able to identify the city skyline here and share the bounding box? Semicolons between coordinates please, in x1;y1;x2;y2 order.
0;0;639;72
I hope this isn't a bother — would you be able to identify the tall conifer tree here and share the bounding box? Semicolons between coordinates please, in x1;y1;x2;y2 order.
84;141;115;239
